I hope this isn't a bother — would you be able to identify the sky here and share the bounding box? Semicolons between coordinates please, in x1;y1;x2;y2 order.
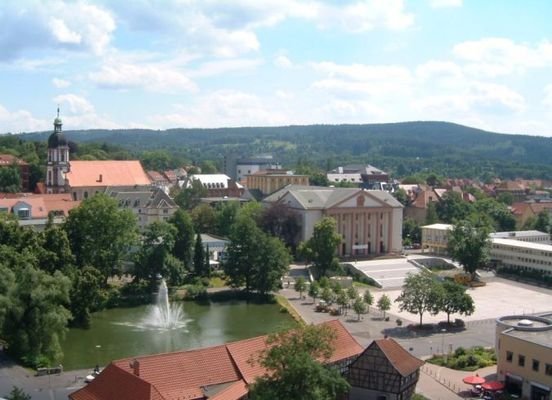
1;0;552;136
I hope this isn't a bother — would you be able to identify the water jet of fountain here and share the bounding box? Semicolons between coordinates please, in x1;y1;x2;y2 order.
142;279;186;330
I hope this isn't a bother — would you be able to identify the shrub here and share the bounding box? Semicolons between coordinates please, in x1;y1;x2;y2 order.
454;347;466;357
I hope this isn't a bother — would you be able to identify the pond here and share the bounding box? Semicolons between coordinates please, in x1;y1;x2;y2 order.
61;300;297;370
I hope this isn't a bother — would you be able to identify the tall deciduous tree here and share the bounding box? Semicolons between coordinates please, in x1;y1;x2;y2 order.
249;324;350;400
191;203;217;234
169;209;195;266
214;201;240;237
308;281;320;304
300;217;341;277
294;277;307;299
69;266;104;328
174;179;207;210
193;233;207;277
64;193;138;283
447;220;490;280
436;281;475;324
261;203;301;251
395;271;441;326
0;165;21;192
352;297;367;321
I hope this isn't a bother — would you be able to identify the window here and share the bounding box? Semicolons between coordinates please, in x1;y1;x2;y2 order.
546;364;552;376
84;191;88;199
506;351;513;362
518;355;525;367
532;359;540;372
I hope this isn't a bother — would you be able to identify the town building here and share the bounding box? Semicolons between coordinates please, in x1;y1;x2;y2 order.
495;181;528;202
347;338;424;400
490;238;552;277
229;155;281;182
0;193;79;230
421;223;453;255
495;314;552;399
246;169;309;197
327;164;389;187
0;154;30;191
45;111;153;200
109;188;178;231
511;201;552;228
200;233;230;264
181;174;244;198
263;185;403;257
69;320;423;400
489;230;550;244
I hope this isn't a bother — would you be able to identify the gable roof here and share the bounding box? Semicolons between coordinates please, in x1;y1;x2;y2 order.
0;193;79;218
263;185;402;210
66;161;151;188
70;320;362;400
372;338;424;377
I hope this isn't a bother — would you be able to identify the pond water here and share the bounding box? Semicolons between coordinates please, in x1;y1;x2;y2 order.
61;300;297;370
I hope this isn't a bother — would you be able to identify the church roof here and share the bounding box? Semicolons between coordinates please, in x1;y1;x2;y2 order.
66;161;151;188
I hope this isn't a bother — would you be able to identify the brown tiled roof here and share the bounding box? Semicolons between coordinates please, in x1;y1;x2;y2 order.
374;338;424;377
66;161;151;187
0;193;79;218
70;320;362;400
208;380;248;400
0;154;27;165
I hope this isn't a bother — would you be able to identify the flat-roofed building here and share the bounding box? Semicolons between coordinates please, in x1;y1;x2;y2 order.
246;169;309;197
490;230;551;244
496;315;552;399
421;223;453;255
490;238;552;277
263;185;403;257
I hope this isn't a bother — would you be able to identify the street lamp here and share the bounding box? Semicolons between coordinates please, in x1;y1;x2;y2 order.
95;345;101;372
441;329;447;363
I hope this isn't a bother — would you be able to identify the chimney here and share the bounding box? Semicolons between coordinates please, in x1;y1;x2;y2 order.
97;174;103;183
131;359;140;376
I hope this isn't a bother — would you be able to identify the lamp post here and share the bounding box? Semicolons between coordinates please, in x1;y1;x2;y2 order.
95;345;101;372
441;329;447;363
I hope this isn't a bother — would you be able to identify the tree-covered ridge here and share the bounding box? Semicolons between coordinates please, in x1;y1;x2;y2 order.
16;121;552;180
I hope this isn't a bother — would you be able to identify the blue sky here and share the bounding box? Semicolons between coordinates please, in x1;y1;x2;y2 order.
1;0;552;136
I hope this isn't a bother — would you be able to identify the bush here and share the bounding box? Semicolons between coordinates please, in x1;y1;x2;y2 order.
454;347;466;357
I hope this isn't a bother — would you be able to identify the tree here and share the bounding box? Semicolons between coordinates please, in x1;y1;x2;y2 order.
534;210;551;234
191;203;217;234
436;281;475;324
4;386;31;400
0;165;21;192
436;192;471;223
174;179;208;210
336;291;349;315
346;286;358;304
3;265;72;367
260;203;301;251
69;266;104;328
425;202;438;225
214;201;240;237
392;188;409;206
403;218;421;244
300;217;341;277
294;277;307;299
496;192;514;206
363;289;374;313
37;217;75;275
134;221;182;287
224;215;290;296
447;220;490;280
193;233;207;277
64;193;138;284
249;324;350;400
352;297;367;321
320;287;336;305
169;209;195;266
377;294;391;319
308;281;320;304
395;271;441;326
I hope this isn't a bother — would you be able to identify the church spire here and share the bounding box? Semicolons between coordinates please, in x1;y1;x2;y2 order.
54;106;63;133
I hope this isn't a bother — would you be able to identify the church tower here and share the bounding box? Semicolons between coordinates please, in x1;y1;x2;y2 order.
46;108;70;194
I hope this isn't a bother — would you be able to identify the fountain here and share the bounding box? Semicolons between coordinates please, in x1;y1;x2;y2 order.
141;279;188;330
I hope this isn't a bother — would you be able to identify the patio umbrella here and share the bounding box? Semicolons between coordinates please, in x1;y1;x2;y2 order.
482;381;505;391
463;375;486;385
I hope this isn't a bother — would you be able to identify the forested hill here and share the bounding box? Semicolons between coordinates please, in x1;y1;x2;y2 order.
15;121;552;179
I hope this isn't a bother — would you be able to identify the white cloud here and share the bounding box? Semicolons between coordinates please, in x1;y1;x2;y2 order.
52;78;71;88
190;58;263;78
0;104;49;133
416;60;464;81
274;55;293;69
0;1;115;60
148;90;289;128
543;85;552;109
53;94;120;129
316;0;414;32
89;60;197;93
453;38;552;77
428;0;463;8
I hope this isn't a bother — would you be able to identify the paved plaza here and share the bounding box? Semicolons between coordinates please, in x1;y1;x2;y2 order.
348;258;420;288
380;278;552;324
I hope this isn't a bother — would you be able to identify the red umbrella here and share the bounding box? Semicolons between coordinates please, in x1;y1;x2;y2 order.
463;375;486;385
482;381;505;391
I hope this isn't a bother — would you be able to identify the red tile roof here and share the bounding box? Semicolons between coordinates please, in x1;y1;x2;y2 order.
0;193;79;218
0;154;27;165
70;320;362;400
374;338;424;377
66;161;151;187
